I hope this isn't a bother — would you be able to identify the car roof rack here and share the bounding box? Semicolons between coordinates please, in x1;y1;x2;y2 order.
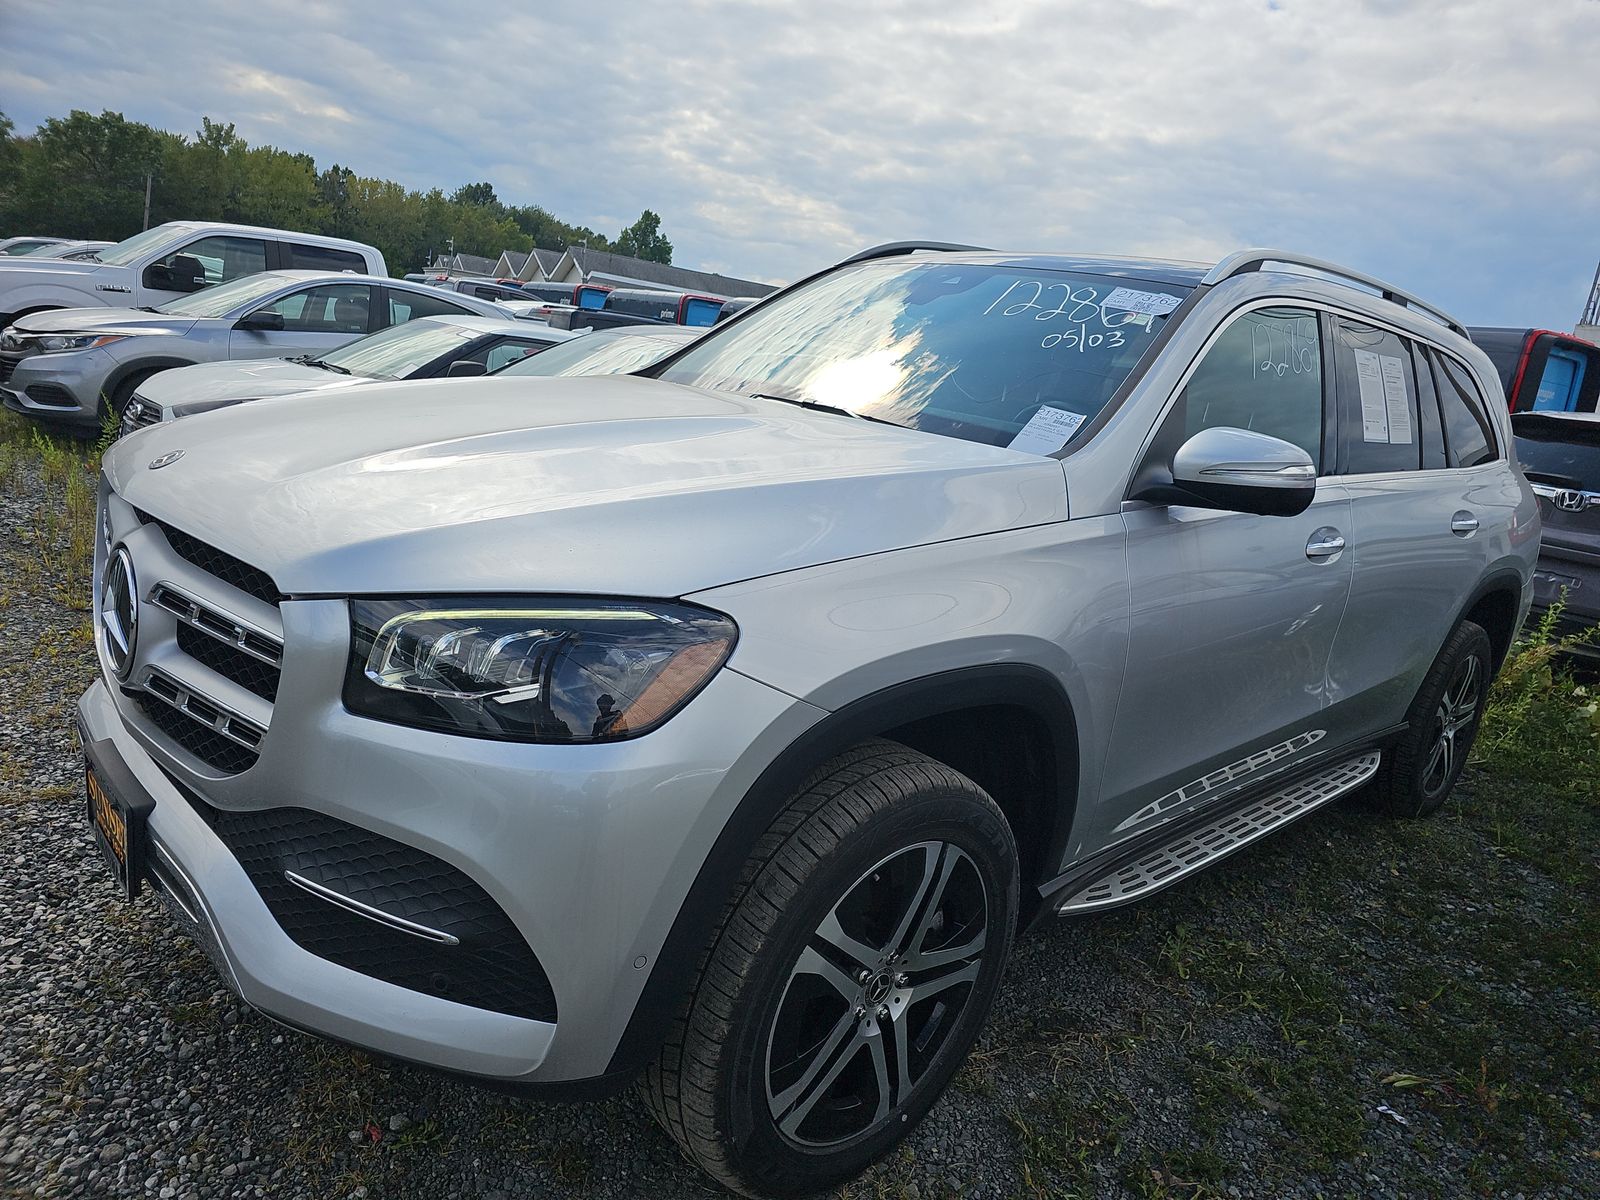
1204;248;1467;339
840;241;993;266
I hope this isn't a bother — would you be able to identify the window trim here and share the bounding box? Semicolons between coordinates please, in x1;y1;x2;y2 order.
1127;295;1502;499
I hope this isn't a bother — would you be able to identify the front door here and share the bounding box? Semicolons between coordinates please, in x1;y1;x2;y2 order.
1094;304;1352;852
229;282;375;360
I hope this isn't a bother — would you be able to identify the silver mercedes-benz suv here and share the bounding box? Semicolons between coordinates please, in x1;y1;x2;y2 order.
78;244;1537;1197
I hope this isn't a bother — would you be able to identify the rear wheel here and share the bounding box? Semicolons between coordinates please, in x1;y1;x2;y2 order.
1368;620;1492;818
643;740;1018;1198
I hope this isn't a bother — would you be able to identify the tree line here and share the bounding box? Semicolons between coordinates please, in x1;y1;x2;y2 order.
0;109;674;273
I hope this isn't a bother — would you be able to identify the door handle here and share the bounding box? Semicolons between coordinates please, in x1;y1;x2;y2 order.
1451;511;1479;536
1305;528;1346;560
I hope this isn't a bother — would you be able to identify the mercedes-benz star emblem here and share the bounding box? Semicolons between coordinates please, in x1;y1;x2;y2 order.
100;547;138;680
148;449;184;470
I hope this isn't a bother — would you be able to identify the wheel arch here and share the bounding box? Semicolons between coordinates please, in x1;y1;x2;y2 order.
1452;567;1527;672
604;663;1080;1080
101;358;195;414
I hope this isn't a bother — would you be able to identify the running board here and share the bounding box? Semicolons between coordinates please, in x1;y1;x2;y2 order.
1055;751;1382;914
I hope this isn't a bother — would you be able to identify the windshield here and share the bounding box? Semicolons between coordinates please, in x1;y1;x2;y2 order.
155;272;293;318
497;331;692;377
94;225;185;267
655;260;1191;452
321;319;478;380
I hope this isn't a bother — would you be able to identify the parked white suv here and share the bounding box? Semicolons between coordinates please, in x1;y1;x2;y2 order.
79;244;1537;1197
0;221;384;331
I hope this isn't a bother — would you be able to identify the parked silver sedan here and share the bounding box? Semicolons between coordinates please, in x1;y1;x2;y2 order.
0;270;507;433
120;315;579;433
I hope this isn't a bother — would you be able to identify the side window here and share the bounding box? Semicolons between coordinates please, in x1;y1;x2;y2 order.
1430;350;1499;467
1410;343;1448;470
287;243;367;273
253;284;372;334
154;235;269;289
481;339;547;373
389;289;475;324
1174;305;1324;466
1331;317;1420;474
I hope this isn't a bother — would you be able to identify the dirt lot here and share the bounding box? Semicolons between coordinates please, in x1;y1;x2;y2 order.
1;428;1596;1200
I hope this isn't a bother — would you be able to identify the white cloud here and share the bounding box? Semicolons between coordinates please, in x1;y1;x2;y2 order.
1;0;1596;323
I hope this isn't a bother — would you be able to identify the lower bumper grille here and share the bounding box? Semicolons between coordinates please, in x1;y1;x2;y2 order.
171;785;557;1022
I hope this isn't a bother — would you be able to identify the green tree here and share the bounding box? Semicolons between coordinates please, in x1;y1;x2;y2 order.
615;209;672;264
1;109;164;237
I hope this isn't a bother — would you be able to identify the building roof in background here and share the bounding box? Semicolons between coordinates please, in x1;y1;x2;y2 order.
556;245;777;298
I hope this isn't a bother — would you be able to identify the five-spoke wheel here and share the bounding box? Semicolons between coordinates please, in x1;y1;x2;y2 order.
643;740;1017;1198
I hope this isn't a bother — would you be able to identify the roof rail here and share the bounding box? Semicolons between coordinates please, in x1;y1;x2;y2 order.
840;241;992;266
1203;248;1467;339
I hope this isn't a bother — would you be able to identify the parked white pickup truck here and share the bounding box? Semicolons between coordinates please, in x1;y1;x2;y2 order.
0;221;386;328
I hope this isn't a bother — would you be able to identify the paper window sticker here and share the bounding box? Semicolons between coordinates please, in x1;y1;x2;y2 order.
1007;405;1087;455
1100;287;1182;316
1353;348;1390;443
1378;353;1413;445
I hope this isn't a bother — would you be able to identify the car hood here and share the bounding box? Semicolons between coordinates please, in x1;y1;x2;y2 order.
13;306;203;337
0;258;103;276
107;375;1068;597
136;358;370;416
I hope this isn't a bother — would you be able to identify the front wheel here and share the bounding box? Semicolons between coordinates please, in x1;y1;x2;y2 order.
643;740;1018;1198
1368;620;1493;818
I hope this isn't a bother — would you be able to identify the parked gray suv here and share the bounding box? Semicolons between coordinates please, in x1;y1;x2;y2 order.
78;244;1537;1197
2;271;504;432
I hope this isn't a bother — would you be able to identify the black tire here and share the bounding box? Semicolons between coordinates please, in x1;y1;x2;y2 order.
642;739;1018;1198
1367;620;1493;818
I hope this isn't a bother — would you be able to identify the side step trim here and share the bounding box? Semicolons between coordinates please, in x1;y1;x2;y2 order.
1056;750;1381;914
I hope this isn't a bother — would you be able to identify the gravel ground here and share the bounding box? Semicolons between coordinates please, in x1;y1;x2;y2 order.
1;450;1596;1200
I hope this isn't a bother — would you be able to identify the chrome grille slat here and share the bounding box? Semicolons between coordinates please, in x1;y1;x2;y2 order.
150;582;283;667
103;504;284;775
142;666;267;752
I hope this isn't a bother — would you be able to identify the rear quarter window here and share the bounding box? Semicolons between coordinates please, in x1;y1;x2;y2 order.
288;243;368;273
1430;350;1499;467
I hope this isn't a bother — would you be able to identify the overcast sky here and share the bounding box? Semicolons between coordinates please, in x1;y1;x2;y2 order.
3;0;1597;325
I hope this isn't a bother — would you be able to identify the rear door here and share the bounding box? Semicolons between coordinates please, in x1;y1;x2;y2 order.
1099;304;1354;848
1323;321;1516;736
229;282;375;359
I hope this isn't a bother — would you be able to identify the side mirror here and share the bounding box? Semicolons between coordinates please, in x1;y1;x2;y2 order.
446;360;488;378
144;255;206;293
1140;426;1316;517
236;310;285;332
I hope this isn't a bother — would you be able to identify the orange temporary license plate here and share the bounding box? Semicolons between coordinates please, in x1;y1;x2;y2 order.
85;760;149;900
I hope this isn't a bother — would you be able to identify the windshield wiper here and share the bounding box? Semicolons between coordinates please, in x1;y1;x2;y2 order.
300;357;352;375
745;392;902;427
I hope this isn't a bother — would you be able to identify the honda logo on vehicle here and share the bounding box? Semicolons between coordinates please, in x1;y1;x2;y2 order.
147;449;183;469
99;547;138;680
1553;489;1592;513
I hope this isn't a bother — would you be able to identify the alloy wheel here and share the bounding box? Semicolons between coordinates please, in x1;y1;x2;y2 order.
1422;652;1482;797
764;840;989;1148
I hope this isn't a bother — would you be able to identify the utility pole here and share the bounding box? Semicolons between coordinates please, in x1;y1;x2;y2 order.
142;173;152;230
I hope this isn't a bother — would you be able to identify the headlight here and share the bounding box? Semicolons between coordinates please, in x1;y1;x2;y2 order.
344;597;737;743
35;333;128;353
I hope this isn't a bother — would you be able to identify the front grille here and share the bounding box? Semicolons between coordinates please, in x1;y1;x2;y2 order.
119;397;163;438
172;788;557;1022
138;511;283;606
133;691;261;774
176;623;280;702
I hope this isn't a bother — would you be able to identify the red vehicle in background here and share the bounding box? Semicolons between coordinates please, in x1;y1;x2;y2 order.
1468;326;1600;414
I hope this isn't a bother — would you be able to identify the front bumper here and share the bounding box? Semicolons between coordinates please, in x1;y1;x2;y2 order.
78;634;825;1084
1;346;115;429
